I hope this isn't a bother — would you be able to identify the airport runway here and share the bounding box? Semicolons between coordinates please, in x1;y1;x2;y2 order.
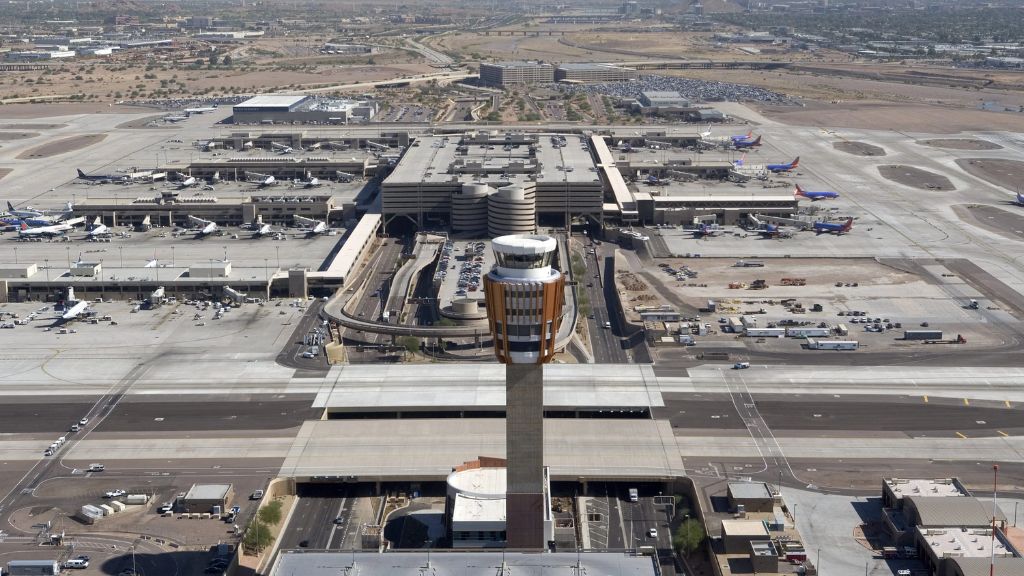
94;396;320;432
0;399;96;433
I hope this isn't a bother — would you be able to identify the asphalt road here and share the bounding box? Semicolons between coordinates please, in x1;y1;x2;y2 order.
94;397;320;432
274;300;331;371
581;242;628;364
0;400;96;433
280;485;358;550
657;393;1024;437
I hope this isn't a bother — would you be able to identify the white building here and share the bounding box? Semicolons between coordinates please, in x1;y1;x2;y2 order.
445;459;554;547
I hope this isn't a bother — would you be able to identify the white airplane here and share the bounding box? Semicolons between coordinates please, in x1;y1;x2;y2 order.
247;172;277;188
18;221;77;237
175;173;198;188
335;171;356;183
135;215;152;232
61;287;89;321
87;217;110;238
294;174;321;188
184;106;218;114
294;215;327;235
271;142;295;155
187;215;218;237
163;115;188;123
7;201;74;222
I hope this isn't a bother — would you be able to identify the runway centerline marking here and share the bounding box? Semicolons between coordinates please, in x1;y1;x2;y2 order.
956;432;967;439
963;398;970;406
998;431;1009;437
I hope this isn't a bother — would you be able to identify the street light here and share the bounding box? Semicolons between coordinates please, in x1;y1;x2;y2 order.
118;246;124;269
44;259;49;282
171;246;175;267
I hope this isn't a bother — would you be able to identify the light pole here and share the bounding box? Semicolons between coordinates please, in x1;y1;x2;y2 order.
66;246;71;270
275;246;280;269
13;246;17;264
44;259;49;282
817;548;820;575
171;246;175;267
264;258;269;299
119;246;124;269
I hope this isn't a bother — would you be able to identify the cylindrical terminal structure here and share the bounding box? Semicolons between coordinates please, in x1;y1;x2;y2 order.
451;183;491;234
487;185;536;238
483;234;564;364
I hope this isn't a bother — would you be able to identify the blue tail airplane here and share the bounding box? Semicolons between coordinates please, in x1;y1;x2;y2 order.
813;217;854;235
733;135;762;149
767;157;800;173
794;184;839;200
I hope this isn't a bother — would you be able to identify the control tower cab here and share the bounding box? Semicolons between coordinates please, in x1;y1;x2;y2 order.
483;234;565;364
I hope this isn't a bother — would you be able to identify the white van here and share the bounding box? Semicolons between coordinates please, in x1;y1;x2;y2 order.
65;558;89;569
628;488;639;502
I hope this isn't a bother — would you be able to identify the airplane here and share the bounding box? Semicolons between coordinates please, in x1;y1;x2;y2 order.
175;173;198;188
87;217;110;238
247;217;273;237
757;222;780;238
135;215;152;232
7;201;74;222
293;215;327;235
767;157;800;173
272;143;295;155
60;287;89;321
335;171;356;183
163;115;188;123
688;223;723;238
731;130;754;142
794;184;839;200
184;106;217;114
187;215;218;237
733;135;762;149
77;169;127;184
294;174;321;188
1015;192;1024;206
247;172;277;188
813;217;854;235
644;174;668;186
18;221;75;237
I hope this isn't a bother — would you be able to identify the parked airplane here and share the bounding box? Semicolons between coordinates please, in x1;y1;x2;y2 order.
1015;192;1024;206
77;169;126;184
135;215;152;232
335;171;356;183
767;157;800;173
163;115;188;123
19;221;75;237
87;217;110;238
794;184;839;200
733;136;762;149
184;106;217;114
61;287;89;321
187;215;218;237
731;130;754;142
295;174;321;188
7;201;74;222
272;143;295;155
688;223;723;238
247;172;277;187
293;215;327;235
813;217;854;235
757;222;780;238
175;173;198;188
644;174;668;186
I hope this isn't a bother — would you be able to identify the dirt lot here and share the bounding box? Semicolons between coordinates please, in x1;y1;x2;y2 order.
16;134;106;159
953;204;1024;242
918;138;1002;150
0;131;38;140
955;158;1024;191
0;168;12;180
833;141;886;156
0;104;139;119
878;164;955;191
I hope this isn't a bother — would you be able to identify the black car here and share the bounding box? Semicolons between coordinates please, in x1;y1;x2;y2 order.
298;540;310;548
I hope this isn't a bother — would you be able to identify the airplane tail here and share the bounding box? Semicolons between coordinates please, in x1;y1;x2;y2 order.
745;130;752;139
841;217;854;232
6;201;13;211
20;222;27;230
77;169;86;178
791;156;800;168
93;216;101;226
735;154;746;167
752;136;762;145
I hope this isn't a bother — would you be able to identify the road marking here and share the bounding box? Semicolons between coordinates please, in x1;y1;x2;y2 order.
923;395;928;403
1006;401;1012;408
963;398;970;406
998;431;1009;437
956;432;967;439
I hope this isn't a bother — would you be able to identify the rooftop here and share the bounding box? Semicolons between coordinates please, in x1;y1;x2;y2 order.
486;61;553;69
885;478;967;499
918;527;1014;560
557;62;630;70
448;466;506;499
183;483;232;500
235;95;308;109
271;551;657;576
728;482;774;500
721;520;770;538
949;557;1024;576
907;496;1005;528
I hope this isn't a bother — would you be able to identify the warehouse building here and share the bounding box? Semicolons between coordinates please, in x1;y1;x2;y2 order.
231;95;378;124
915;526;1020;576
727;482;775;513
882;478;969;509
555;63;638;83
479;61;555;86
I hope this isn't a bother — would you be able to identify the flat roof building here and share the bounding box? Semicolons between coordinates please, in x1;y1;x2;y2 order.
915;527;1019;576
721;519;771;554
882;478;969;509
181;483;235;513
232;95;377;125
640;91;690;107
727;482;775;513
555;63;638;83
479;61;555;87
904;496;1006;529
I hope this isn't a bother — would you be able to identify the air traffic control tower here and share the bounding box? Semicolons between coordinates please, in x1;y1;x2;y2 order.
483;234;564;548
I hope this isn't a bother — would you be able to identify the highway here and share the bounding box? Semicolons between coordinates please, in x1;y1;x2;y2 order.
581;242;628;364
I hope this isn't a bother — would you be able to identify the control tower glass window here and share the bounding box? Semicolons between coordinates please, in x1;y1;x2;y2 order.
495;251;553;270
